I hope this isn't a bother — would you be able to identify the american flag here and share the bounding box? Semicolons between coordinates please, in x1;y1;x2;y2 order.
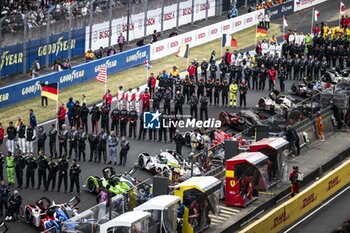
96;65;107;84
144;56;151;70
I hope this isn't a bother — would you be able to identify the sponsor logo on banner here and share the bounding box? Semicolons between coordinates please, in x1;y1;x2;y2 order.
122;24;135;32
235;20;242;27
294;0;326;12
246;16;253;23
327;176;340;191
198;32;206;39
21;81;42;96
146;18;156;26
222;24;230;31
156;45;164;52
272;210;289;230
211;28;218;35
184;37;192;43
60;69;85;84
301;193;317;209
268;0;294;19
99;29;111;40
0;50;23;71
94;59;117;72
170;41;179;48
164;12;175;21
182;7;192;16
126;50;147;63
38;37;76;57
0;93;9;103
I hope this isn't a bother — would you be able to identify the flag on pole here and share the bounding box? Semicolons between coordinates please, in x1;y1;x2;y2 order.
283;16;288;27
256;27;268;37
314;9;320;21
41;83;58;101
222;34;237;47
96;65;107;84
176;44;190;58
340;2;345;15
144;56;152;70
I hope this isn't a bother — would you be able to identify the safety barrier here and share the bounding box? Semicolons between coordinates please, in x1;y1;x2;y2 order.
0;45;150;108
240;159;350;233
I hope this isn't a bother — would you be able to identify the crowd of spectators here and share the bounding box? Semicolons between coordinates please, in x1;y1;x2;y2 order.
0;0;146;34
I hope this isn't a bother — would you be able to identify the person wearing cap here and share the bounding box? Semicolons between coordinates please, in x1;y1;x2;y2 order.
181;76;191;104
163;88;172;115
25;153;37;189
229;81;238;108
200;93;209;121
174;90;185;116
119;105;129;137
110;105;120;135
152;88;162;111
69;159;81;194
205;78;214;106
128;107;138;139
37;126;47;154
239;79;248;108
289;166;301;197
72;101;82;129
196;78;205;99
100;103;110;133
187;62;196;80
58;124;68;158
46;158;58;191
57;155;69;193
37;150;49;191
201;58;209;81
14;151;25;189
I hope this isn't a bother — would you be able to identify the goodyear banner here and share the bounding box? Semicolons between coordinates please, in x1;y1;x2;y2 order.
0;45;150;108
0;28;85;77
240;159;350;233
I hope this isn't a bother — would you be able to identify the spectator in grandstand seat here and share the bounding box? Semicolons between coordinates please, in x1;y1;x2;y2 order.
85;50;94;62
136;37;146;47
52;60;62;72
117;33;126;52
228;4;238;18
107;46;116;56
62;59;71;69
169;30;178;38
151;30;159;43
31;58;40;79
95;47;105;59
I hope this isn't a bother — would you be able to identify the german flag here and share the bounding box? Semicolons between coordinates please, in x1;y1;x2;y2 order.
256;27;268;37
41;83;58;101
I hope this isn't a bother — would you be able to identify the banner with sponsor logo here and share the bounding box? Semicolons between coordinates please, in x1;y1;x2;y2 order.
0;28;85;77
0;45;150;108
294;0;327;12
241;159;350;233
150;9;264;60
267;0;294;19
87;0;216;51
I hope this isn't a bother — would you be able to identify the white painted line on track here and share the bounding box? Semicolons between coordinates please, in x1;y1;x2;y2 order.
284;185;350;233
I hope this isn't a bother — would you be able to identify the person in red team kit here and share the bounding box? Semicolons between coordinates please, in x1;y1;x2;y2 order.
268;66;276;91
57;103;67;130
103;89;113;108
289;166;301;197
148;73;157;96
187;62;196;80
141;88;151;112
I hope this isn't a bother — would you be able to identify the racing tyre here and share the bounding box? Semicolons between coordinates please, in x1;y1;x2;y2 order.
163;168;170;177
138;156;145;169
86;177;96;193
258;99;265;109
291;84;297;94
24;207;33;224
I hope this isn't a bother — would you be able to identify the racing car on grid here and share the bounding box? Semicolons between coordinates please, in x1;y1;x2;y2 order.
138;149;201;177
290;76;324;97
258;90;296;113
86;167;152;199
219;109;261;131
25;196;80;231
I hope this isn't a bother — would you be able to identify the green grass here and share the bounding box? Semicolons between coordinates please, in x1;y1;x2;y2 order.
0;23;282;129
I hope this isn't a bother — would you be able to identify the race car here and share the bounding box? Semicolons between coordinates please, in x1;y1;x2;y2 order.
219;110;261;131
258;90;296;113
290;76;323;97
24;196;80;231
86;167;130;196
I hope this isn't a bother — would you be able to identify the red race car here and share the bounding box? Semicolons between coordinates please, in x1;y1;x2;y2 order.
219;110;261;131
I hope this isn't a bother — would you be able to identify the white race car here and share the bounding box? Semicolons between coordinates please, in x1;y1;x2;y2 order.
258;90;296;113
138;150;201;177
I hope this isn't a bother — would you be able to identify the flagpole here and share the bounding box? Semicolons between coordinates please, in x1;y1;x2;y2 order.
56;82;59;130
282;15;285;44
255;23;258;47
311;7;314;34
339;1;341;26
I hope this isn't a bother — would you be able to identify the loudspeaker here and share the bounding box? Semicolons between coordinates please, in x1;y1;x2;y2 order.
256;125;269;141
224;140;238;160
153;177;169;196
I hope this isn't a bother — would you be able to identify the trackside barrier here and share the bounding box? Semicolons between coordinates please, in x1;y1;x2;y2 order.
150;9;265;60
240;159;350;233
0;45;150;109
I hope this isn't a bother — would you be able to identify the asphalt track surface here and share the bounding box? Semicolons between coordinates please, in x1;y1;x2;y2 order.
1;0;347;232
284;185;350;233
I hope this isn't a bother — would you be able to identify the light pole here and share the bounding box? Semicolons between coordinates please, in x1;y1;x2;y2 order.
46;6;55;68
23;11;32;75
68;2;78;60
89;0;96;50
